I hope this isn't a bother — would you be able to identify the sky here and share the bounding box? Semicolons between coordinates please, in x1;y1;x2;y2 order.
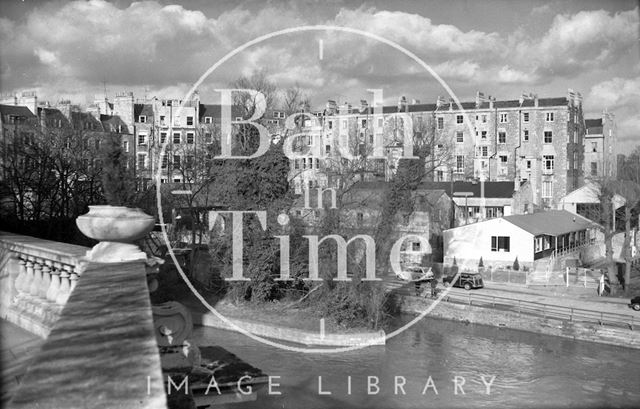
0;0;638;151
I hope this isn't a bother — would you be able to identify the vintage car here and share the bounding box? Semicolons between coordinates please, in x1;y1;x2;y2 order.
442;272;484;290
396;265;435;282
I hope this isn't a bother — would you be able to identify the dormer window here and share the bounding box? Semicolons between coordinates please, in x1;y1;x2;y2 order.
204;116;212;124
139;115;146;123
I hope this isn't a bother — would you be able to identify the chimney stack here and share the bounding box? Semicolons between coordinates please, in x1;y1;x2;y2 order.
326;100;337;115
476;91;486;108
397;96;407;112
436;96;446;109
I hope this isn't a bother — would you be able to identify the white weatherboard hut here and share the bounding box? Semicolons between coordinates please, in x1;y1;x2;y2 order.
443;210;595;270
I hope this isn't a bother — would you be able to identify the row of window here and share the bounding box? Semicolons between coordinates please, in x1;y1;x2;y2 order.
326;117;385;131
140;115;196;126
438;112;555;129
137;132;213;145
293;157;320;170
455;130;553;144
136;153;195;170
455;155;555;172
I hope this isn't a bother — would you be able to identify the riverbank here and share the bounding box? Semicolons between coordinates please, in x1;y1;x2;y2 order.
172;275;638;350
395;293;640;350
180;297;386;347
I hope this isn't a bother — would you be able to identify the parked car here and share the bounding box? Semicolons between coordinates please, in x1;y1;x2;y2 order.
396;266;435;282
443;272;484;290
630;296;640;311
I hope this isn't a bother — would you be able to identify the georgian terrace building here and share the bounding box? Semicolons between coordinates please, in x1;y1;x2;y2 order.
290;90;588;210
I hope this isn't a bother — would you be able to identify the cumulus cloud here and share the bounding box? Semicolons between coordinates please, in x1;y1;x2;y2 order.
521;8;638;77
587;77;640;111
497;65;537;84
0;1;637;133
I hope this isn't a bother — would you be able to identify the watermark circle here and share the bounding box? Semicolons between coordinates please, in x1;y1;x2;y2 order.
156;24;475;353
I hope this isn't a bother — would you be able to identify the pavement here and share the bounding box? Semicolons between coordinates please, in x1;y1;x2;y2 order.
0;319;44;405
465;281;636;315
386;274;638;317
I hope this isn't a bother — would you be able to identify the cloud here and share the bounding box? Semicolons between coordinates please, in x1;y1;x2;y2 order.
586;77;640;111
523;8;638;77
0;0;637;131
34;48;58;66
497;65;537;84
432;60;480;81
332;7;503;56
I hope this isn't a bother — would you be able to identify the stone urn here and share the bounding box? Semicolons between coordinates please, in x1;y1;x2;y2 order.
76;205;155;263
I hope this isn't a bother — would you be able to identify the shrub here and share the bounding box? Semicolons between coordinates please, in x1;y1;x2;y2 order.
513;257;520;271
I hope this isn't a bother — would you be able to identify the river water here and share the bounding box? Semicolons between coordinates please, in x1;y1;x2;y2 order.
191;316;640;408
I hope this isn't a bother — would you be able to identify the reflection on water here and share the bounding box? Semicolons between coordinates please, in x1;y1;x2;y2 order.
191;316;640;408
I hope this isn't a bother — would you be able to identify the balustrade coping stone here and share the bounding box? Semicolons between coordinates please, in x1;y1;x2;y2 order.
0;232;88;266
8;260;167;409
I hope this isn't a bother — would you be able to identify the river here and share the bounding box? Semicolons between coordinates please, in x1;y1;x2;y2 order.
191;315;640;408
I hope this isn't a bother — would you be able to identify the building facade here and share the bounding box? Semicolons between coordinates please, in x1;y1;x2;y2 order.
584;112;617;180
289;90;587;209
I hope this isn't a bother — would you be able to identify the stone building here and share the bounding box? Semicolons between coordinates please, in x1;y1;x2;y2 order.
584;112;616;180
290;90;587;209
0;95;135;220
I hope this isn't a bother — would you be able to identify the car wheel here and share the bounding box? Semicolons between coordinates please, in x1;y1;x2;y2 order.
633;303;640;311
464;283;472;291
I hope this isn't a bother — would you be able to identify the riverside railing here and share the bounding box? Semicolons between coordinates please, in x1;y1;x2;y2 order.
441;291;636;330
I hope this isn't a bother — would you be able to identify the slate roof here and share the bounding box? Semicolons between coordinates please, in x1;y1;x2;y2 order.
100;115;129;133
317;96;570;115
503;210;593;236
585;118;603;135
0;104;36;118
585;118;603;128
134;104;154;120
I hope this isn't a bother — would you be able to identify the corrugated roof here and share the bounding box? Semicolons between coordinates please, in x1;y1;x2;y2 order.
503;210;593;236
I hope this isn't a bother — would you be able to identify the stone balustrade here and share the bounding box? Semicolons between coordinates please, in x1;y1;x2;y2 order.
0;232;89;337
1;231;167;408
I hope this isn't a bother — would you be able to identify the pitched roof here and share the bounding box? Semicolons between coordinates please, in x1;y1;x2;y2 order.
134;104;154;119
0;104;36;118
199;104;221;120
585;118;603;135
585;118;602;128
503;210;593;236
